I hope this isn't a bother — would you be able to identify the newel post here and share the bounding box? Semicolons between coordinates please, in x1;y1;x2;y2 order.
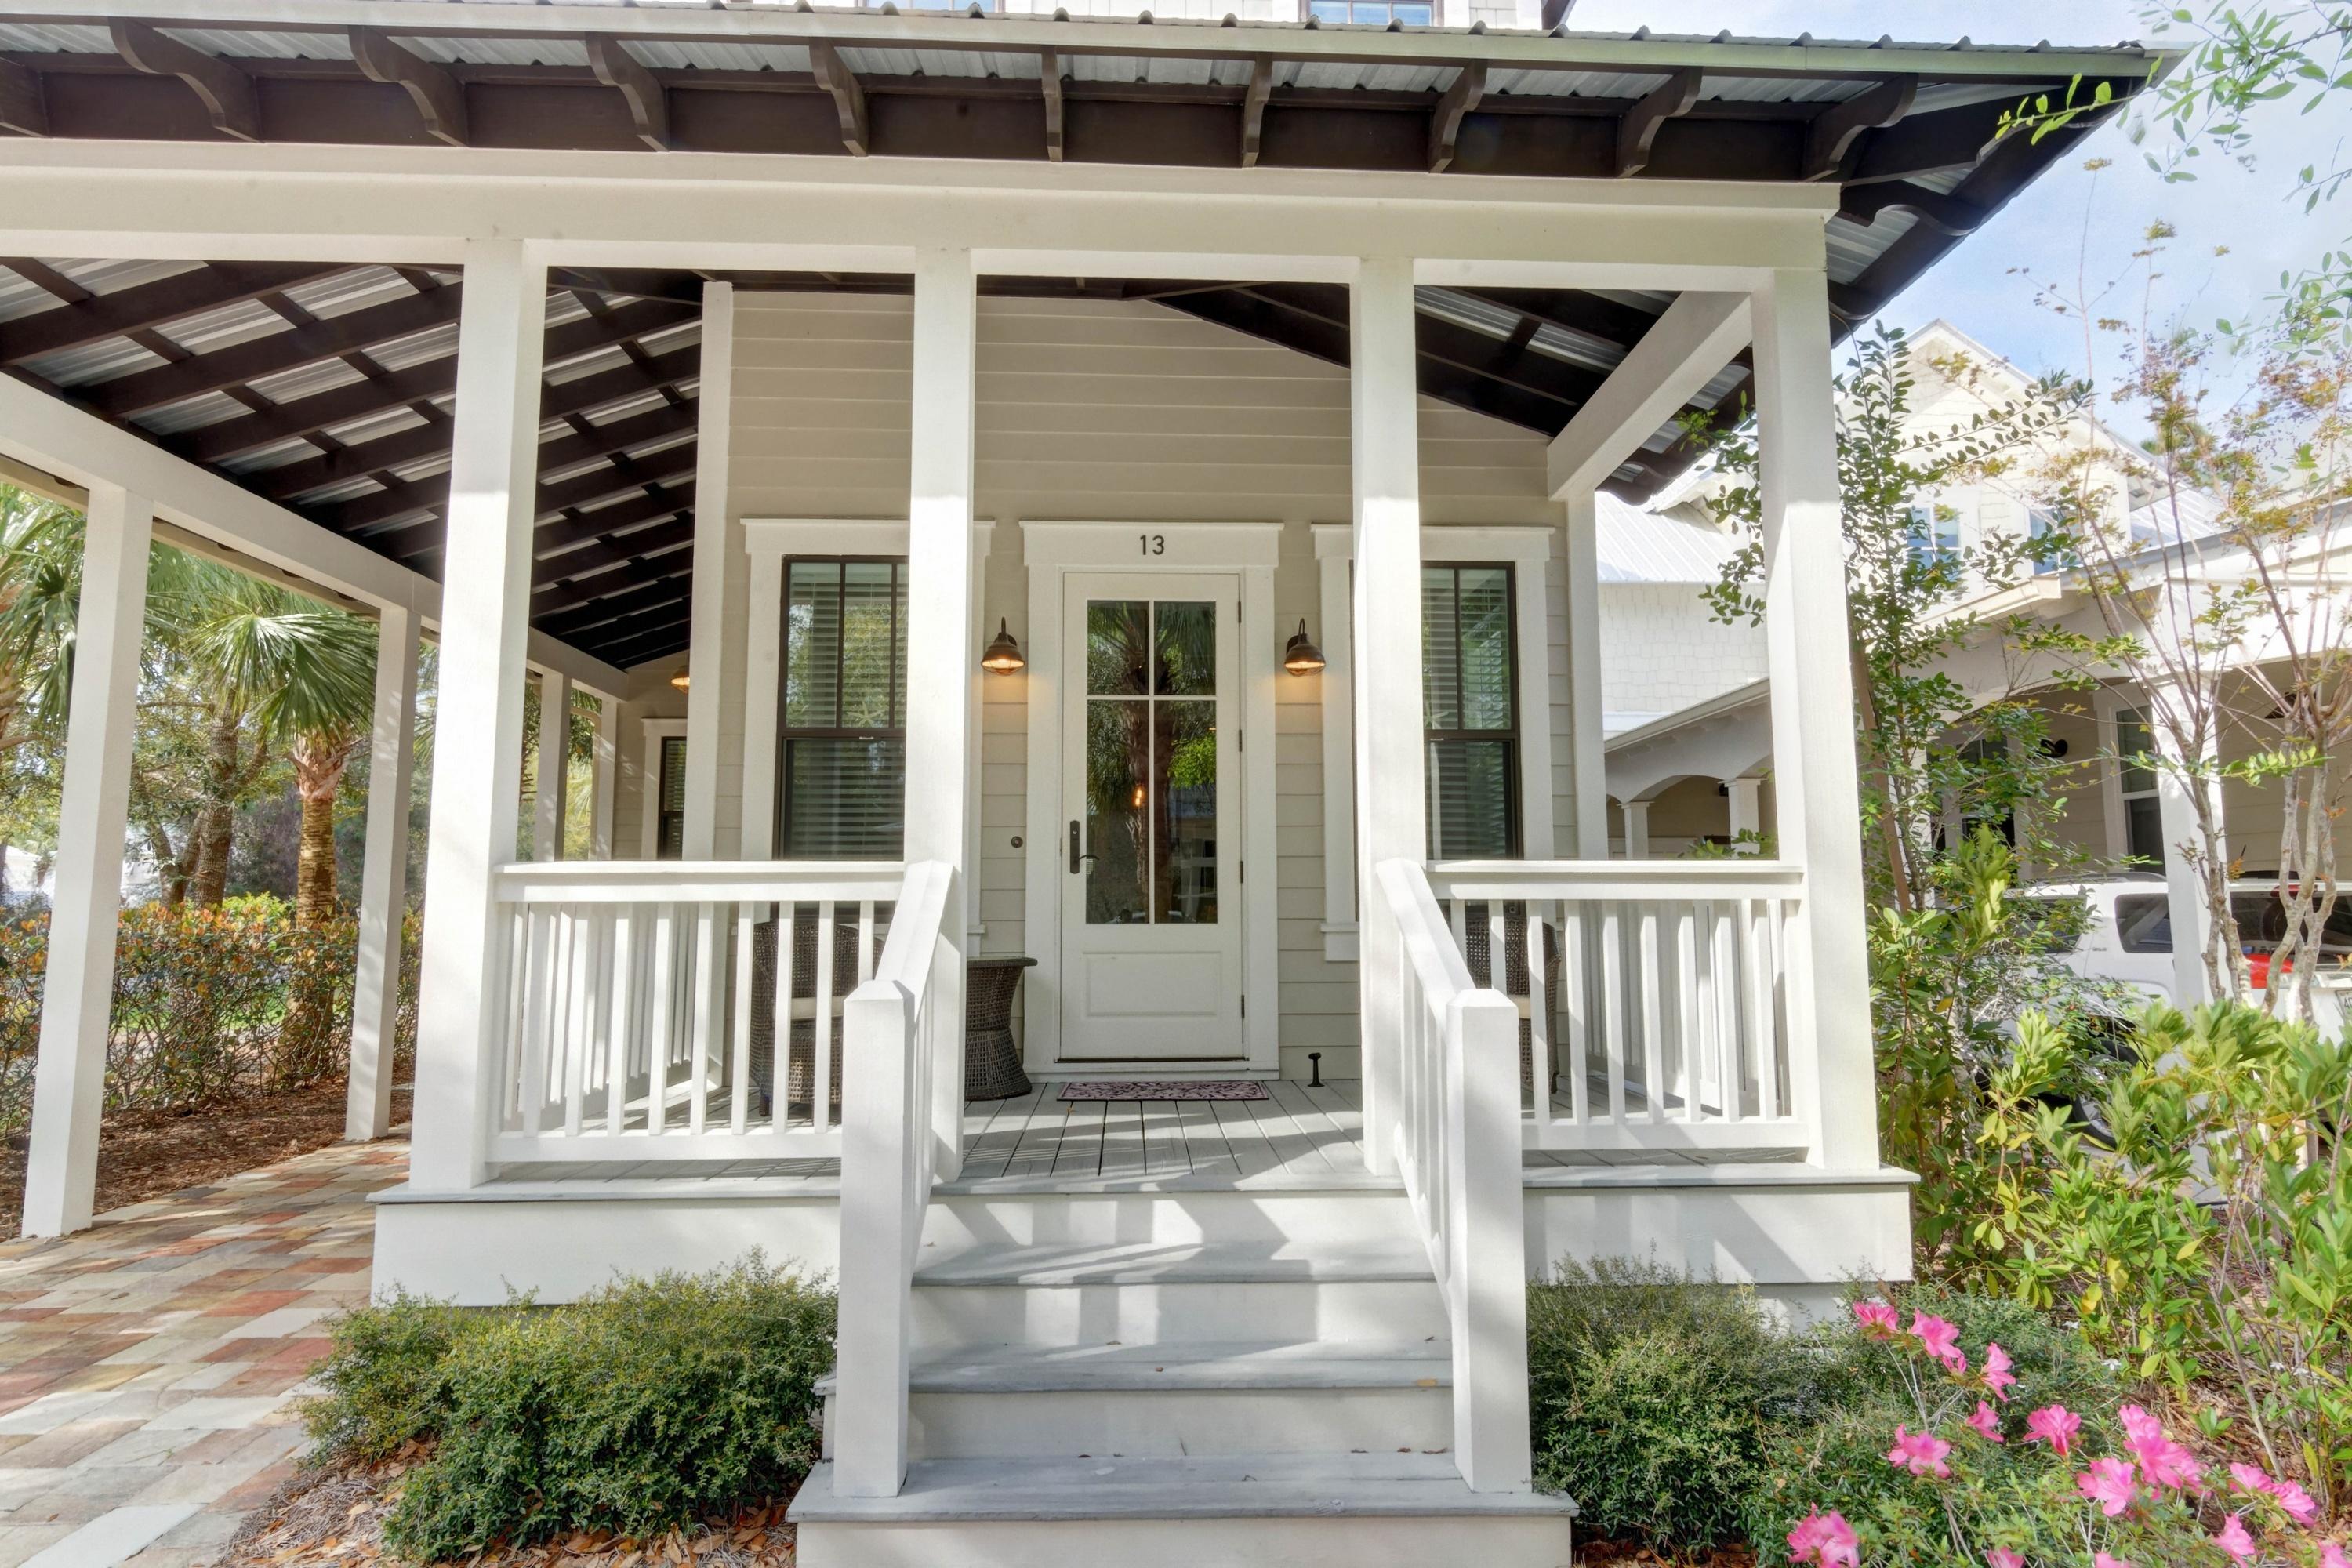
1449;986;1534;1492
1751;268;1878;1171
833;976;917;1497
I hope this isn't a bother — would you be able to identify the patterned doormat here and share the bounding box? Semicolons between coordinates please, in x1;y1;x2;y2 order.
1058;1080;1271;1102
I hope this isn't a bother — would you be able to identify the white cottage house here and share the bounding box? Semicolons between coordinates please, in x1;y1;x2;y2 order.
0;5;2165;1561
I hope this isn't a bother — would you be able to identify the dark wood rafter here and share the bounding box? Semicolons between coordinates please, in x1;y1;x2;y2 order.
586;34;670;151
539;575;695;641
350;28;468;147
586;609;695;670
1039;48;1065;162
1240;56;1274;169
107;21;259;142
86;285;465;419
1614;68;1700;177
353;441;699;541
1802;74;1917;182
809;42;869;158
1428;64;1484;174
0;261;350;366
0;57;48;137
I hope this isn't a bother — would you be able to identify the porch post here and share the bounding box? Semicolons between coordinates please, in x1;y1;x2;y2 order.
681;281;735;859
902;248;977;1174
1750;267;1878;1171
1563;488;1610;857
346;602;420;1142
1621;800;1650;860
20;483;151;1238
532;668;569;862
409;240;548;1192
1351;257;1426;1174
588;691;618;860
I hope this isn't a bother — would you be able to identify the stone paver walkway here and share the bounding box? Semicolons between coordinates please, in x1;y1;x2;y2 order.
0;1139;405;1568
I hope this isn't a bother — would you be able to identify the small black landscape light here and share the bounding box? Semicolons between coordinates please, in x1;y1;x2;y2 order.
1282;619;1326;676
981;618;1026;674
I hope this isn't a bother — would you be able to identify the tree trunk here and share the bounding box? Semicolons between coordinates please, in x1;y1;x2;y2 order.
291;732;358;928
187;710;248;906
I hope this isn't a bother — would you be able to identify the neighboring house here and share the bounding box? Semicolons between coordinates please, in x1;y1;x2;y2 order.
1607;321;2350;1006
0;5;2161;1559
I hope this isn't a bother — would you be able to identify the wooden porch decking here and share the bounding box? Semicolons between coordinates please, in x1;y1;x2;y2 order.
488;1079;1801;1192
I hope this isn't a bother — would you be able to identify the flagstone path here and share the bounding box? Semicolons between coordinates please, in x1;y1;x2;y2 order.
0;1138;405;1568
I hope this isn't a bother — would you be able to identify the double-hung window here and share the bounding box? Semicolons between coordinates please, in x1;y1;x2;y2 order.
2114;706;2164;866
779;558;909;858
654;735;688;859
1422;563;1519;859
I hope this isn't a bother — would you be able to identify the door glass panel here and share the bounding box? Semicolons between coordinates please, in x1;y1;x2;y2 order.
1156;700;1218;924
1154;601;1217;696
1087;601;1149;695
1084;700;1149;924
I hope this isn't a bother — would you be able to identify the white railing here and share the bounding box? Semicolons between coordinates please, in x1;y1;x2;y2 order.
488;859;904;1163
1427;859;1812;1154
826;858;960;1499
1376;858;1532;1494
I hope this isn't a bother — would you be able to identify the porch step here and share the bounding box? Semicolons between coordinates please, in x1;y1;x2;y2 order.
819;1338;1454;1460
789;1454;1576;1568
924;1185;1414;1251
910;1240;1449;1352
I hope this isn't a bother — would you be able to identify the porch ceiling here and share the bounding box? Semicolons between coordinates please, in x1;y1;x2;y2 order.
0;9;2163;670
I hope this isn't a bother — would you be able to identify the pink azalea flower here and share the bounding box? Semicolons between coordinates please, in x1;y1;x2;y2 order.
2230;1461;2274;1497
1786;1508;1860;1568
2024;1403;2081;1457
2317;1543;2348;1568
1886;1425;1952;1479
1965;1401;2004;1443
2075;1456;2138;1517
2092;1555;2134;1568
1853;1300;1900;1338
1981;1341;2016;1402
1984;1552;2023;1568
2267;1478;2318;1523
2118;1404;2165;1448
2135;1436;2203;1494
2214;1513;2259;1564
1909;1312;1966;1373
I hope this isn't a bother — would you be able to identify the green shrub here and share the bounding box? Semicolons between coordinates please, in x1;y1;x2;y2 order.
1526;1256;1828;1552
303;1290;483;1465
370;1258;835;1560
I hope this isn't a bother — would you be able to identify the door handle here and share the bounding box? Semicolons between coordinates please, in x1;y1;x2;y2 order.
1069;820;1096;876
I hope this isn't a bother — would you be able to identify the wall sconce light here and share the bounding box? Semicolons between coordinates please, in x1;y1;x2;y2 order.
981;618;1027;674
1282;619;1327;676
669;664;691;691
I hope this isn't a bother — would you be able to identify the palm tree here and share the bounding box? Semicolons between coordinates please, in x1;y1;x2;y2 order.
181;566;377;927
0;488;86;901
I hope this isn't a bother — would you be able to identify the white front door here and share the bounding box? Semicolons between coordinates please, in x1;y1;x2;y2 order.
1057;572;1245;1062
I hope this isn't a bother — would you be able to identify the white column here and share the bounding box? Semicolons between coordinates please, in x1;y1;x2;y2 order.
409;240;548;1192
1351;257;1426;1174
1751;267;1878;1171
1621;798;1650;860
902;249;977;1175
589;691;618;860
346;603;419;1142
1726;775;1762;847
20;484;151;1239
681;281;736;860
2153;686;2223;1005
532;667;569;862
1563;489;1608;857
1312;526;1359;961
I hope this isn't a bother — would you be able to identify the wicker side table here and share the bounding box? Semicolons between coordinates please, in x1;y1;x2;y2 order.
965;956;1037;1101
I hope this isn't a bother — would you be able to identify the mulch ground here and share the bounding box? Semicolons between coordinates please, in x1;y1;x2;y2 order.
223;1459;800;1566
0;1076;410;1236
1577;1541;1757;1566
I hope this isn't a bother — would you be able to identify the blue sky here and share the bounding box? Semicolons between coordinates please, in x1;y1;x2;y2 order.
1569;1;2350;400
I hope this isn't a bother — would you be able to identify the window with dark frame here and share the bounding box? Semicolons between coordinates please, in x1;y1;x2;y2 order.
655;735;687;861
2114;706;2164;866
779;558;909;859
1422;563;1519;860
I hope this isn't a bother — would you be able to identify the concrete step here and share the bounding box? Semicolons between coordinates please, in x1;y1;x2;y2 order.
920;1185;1414;1254
909;1241;1448;1353
789;1454;1577;1568
820;1339;1455;1460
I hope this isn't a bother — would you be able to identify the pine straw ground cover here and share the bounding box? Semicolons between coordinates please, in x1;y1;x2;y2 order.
222;1460;800;1566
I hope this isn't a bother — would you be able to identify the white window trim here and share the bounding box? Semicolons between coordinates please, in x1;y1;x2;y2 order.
638;717;688;860
740;519;992;934
1314;524;1559;959
2096;688;2158;864
1018;520;1282;1075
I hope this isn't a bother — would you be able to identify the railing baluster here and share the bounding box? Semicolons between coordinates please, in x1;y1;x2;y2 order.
814;903;837;1137
1527;902;1552;1117
1599;904;1626;1123
773;903;797;1133
517;907;554;1135
646;901;676;1135
1713;902;1743;1122
688;902;717;1136
1675;904;1700;1123
605;906;633;1135
1638;906;1664;1124
562;905;589;1137
1751;898;1780;1122
1562;906;1588;1126
730;898;758;1135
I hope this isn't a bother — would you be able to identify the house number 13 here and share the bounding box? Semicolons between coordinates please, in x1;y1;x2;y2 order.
1139;533;1166;556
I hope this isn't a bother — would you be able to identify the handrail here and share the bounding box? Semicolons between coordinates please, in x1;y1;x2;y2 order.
1374;857;1533;1495
831;858;958;1501
494;858;903;904
1430;858;1805;904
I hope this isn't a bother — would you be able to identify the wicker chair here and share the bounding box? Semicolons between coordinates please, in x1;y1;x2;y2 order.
1457;902;1563;1105
746;911;880;1117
